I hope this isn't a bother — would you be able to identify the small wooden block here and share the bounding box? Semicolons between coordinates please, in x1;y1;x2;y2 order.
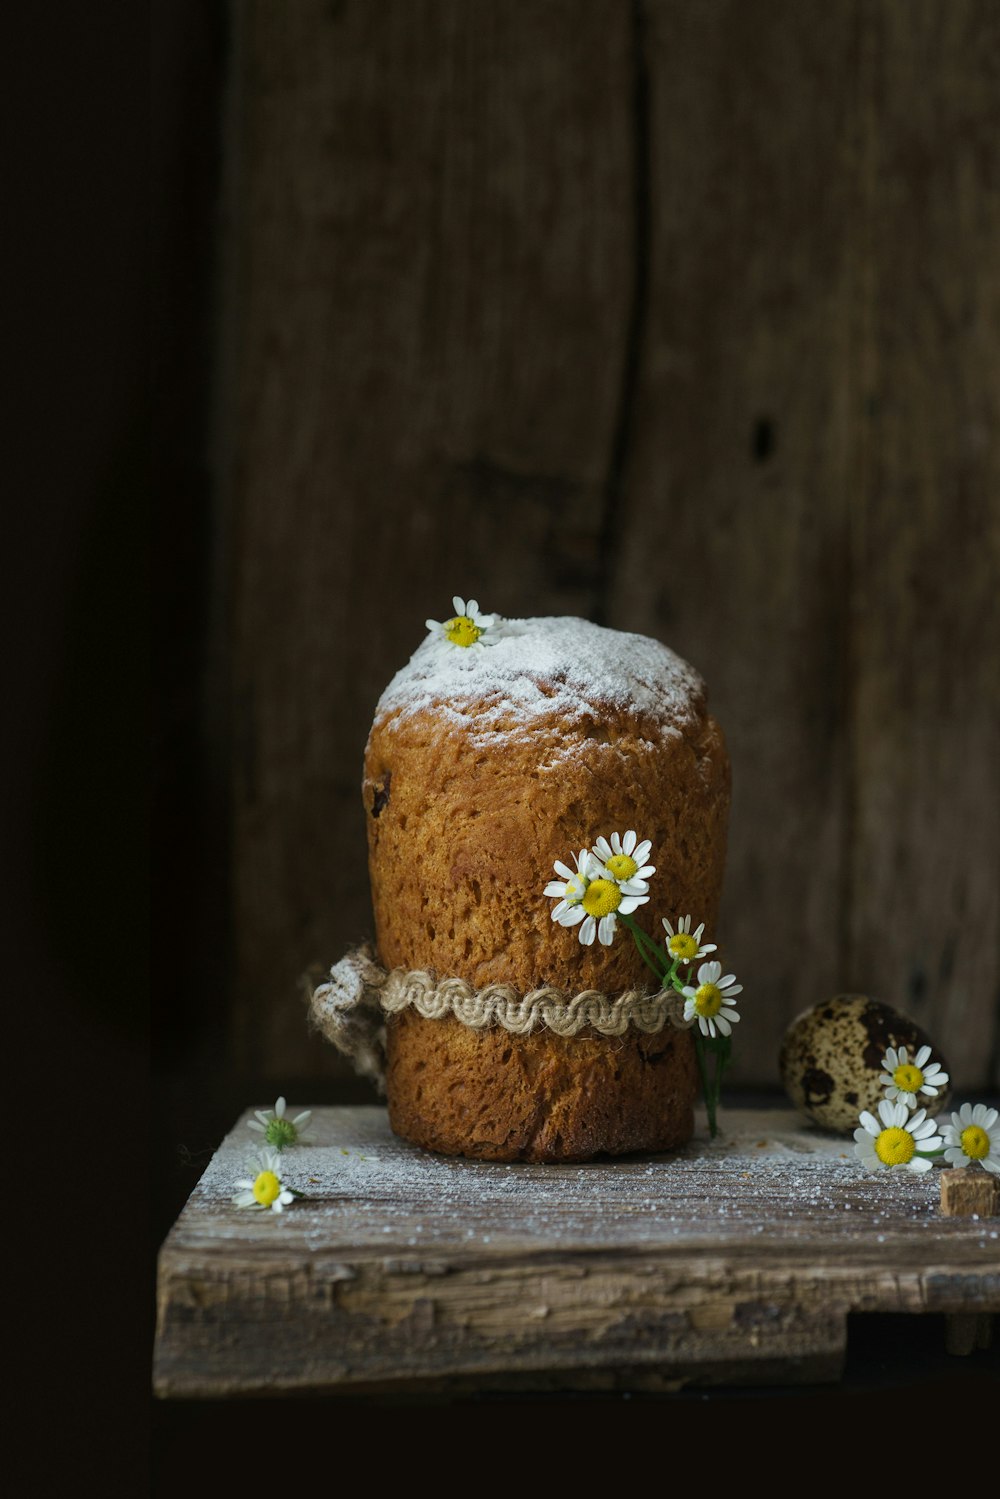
940;1167;1000;1218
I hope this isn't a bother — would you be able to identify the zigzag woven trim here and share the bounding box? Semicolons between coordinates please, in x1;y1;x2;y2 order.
310;945;690;1046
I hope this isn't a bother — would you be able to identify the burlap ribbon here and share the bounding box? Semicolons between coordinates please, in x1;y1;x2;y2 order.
308;944;690;1086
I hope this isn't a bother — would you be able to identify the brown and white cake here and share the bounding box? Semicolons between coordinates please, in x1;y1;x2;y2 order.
354;606;730;1162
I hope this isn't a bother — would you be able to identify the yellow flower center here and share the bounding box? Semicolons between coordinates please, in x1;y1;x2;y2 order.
875;1127;915;1166
693;983;722;1017
582;878;622;918
604;853;639;881
253;1170;282;1206
893;1063;923;1093
961;1124;990;1161
444;614;482;647
669;933;700;961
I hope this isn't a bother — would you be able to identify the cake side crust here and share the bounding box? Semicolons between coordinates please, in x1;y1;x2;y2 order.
385;1008;699;1163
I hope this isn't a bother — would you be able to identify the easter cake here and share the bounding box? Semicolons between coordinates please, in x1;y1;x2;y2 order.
352;600;731;1162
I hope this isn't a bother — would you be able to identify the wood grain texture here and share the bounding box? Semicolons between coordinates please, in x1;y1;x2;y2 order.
843;0;1000;1084
221;0;635;1073
612;0;860;1082
216;1;1000;1085
154;1105;1000;1396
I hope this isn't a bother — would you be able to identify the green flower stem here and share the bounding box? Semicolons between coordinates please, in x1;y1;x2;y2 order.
620;915;669;980
692;1032;717;1138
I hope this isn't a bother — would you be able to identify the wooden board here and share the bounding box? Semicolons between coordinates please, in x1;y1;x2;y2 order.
215;1;1000;1086
154;1105;999;1396
220;0;634;1076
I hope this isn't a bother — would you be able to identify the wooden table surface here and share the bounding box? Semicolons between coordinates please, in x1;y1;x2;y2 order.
154;1105;999;1397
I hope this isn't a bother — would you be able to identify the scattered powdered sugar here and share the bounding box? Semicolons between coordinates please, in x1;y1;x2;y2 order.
373;616;706;738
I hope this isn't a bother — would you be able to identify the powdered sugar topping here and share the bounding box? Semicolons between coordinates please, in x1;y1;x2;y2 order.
373;616;706;739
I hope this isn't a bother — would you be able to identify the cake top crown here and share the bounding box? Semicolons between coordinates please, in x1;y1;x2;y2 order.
374;614;706;739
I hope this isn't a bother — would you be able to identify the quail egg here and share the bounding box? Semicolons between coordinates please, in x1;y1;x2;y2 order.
779;993;950;1133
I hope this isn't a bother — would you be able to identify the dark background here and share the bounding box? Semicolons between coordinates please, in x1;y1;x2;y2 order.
12;0;999;1471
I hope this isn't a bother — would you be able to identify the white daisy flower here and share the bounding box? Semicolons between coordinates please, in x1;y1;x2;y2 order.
425;596;497;648
941;1102;1000;1174
232;1148;296;1213
853;1099;943;1173
681;960;742;1038
878;1045;949;1109
247;1096;312;1149
662;914;717;966
545;846;648;947
591;830;656;894
544;849;596;925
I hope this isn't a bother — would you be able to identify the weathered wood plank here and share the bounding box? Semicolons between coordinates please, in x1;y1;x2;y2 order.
844;0;1000;1086
221;1;635;1074
611;1;860;1079
154;1106;1000;1396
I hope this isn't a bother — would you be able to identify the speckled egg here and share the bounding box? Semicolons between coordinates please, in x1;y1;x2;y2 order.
779;994;951;1133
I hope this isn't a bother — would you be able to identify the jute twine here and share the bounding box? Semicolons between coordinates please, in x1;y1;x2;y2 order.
308;944;691;1086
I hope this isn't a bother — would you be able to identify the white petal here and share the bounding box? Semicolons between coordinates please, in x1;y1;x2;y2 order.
692;923;705;941
698;943;718;955
552;860;574;881
597;914;617;945
593;838;613;862
275;1097;286;1117
452;596;465;614
907;1156;933;1172
714;1014;732;1037
698;961;721;985
959;1102;974;1124
619;895;648;914
681;986;696;1000
915;1045;931;1068
579;917;597;946
557;905;586;926
622;830;637;854
858;1111;880;1135
633;841;652;865
720;983;743;997
292;1111;312;1128
662;918;676;937
884;1048;899;1070
247;1120;264;1132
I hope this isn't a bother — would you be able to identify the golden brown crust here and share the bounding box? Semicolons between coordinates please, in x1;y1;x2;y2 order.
385;1007;699;1162
364;619;730;1162
365;704;729;993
